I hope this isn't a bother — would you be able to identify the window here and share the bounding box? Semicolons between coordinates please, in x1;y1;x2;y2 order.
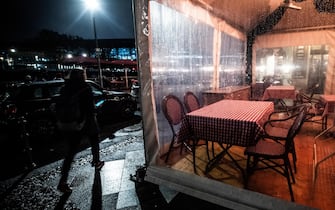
255;45;328;93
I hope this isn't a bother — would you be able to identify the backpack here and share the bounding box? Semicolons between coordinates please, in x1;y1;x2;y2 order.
56;88;87;131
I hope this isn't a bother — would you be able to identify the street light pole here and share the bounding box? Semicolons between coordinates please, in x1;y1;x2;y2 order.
92;15;103;88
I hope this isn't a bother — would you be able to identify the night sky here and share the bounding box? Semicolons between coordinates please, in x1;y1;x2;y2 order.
0;0;135;42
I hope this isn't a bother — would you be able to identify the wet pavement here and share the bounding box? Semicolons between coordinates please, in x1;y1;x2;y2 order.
0;116;143;181
0;116;229;210
0;121;146;210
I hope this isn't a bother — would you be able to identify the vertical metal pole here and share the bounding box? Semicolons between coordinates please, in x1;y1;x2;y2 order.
93;16;103;88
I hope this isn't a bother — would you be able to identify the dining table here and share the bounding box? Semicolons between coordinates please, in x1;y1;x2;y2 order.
262;85;297;101
262;85;297;112
178;99;274;181
313;95;335;184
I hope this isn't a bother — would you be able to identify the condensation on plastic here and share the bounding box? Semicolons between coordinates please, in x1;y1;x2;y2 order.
150;2;246;159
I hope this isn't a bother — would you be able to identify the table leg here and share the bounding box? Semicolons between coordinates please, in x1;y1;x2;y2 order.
205;144;246;184
312;143;317;185
314;125;335;139
205;145;231;174
313;150;335;185
313;124;335;185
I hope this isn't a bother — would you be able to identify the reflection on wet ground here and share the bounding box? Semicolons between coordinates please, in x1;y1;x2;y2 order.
0;116;231;210
0;122;145;209
0;116;142;180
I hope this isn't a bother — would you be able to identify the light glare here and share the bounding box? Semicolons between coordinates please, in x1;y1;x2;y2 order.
84;0;100;12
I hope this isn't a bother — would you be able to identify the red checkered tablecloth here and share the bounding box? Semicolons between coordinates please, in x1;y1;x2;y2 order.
178;100;274;147
262;85;297;101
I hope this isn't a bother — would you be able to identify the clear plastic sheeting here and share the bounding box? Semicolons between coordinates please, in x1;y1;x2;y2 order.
151;2;214;101
151;2;214;155
219;33;246;87
150;1;246;156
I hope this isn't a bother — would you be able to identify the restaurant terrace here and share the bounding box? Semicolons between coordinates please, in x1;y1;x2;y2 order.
133;0;335;209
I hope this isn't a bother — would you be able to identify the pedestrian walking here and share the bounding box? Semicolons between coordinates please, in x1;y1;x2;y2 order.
56;69;104;193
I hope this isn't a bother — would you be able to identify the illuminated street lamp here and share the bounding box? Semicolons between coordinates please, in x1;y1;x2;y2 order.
84;0;103;88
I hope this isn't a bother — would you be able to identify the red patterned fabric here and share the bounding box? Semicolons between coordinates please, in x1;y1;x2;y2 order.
185;94;200;112
178;100;274;147
262;85;297;100
166;98;184;125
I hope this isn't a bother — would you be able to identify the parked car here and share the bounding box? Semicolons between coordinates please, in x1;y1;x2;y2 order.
130;79;140;101
0;79;137;137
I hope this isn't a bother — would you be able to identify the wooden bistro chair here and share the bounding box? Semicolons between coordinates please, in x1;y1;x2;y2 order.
295;91;327;131
244;105;307;202
161;95;194;165
183;91;201;113
183;91;213;161
263;104;307;172
250;83;265;101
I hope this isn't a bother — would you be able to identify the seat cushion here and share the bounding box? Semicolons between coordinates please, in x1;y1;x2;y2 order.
245;139;285;156
265;126;288;139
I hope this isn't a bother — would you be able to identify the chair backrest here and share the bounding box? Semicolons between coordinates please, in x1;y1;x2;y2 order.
162;94;185;126
296;92;315;104
184;91;200;113
285;105;307;151
296;83;320;104
250;83;265;101
296;91;326;117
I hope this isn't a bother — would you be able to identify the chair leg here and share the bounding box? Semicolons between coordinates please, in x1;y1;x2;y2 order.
244;155;259;188
181;140;192;154
192;138;197;173
244;155;251;189
286;157;295;184
206;141;210;161
290;143;297;173
284;158;295;202
165;137;175;163
323;116;327;130
180;140;186;154
251;156;259;169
